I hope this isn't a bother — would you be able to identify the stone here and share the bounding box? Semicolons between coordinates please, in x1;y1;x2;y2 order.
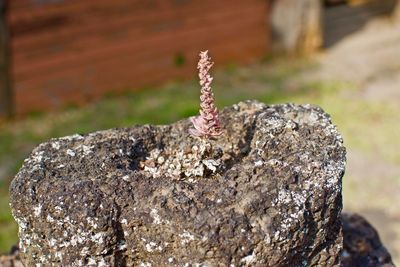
341;212;395;267
0;246;23;267
10;100;347;266
3;213;394;266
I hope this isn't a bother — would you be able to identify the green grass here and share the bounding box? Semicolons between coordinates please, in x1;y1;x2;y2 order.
0;185;17;253
0;56;399;254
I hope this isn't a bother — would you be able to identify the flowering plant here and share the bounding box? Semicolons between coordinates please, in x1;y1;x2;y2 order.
189;51;222;137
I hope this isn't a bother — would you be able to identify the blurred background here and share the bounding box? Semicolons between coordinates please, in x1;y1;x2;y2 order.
0;0;399;264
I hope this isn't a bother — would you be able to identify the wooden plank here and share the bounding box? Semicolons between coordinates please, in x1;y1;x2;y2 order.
0;0;13;118
8;0;271;114
10;2;265;54
10;1;261;53
12;4;267;79
14;22;266;92
14;31;267;113
8;0;243;24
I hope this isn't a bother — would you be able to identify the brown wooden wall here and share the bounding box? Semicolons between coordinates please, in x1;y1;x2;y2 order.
6;0;270;115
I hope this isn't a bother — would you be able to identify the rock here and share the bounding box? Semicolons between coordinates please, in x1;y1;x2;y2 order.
0;246;24;267
3;213;395;267
341;212;395;267
10;100;346;266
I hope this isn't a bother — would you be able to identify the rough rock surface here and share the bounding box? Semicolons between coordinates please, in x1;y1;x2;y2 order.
2;213;395;267
10;100;347;266
0;213;394;267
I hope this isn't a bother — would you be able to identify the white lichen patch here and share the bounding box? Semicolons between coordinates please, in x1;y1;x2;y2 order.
98;258;108;267
49;238;57;246
88;258;97;265
33;204;42;217
271;188;309;241
31;151;45;163
66;149;76;157
58;134;84;141
254;160;263;167
46;214;55;223
179;230;196;245
51;141;61;150
202;159;220;173
91;232;106;244
80;145;94;156
260;114;286;132
145;241;163;252
54;206;63;213
54;251;62;260
150;209;162;224
80;247;89;256
17;207;110;265
308;110;320;123
141;142;222;179
323;160;345;191
86;217;98;229
14;217;29;253
25;150;51;172
240;250;257;266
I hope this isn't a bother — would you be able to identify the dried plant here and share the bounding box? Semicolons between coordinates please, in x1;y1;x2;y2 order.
189;51;222;137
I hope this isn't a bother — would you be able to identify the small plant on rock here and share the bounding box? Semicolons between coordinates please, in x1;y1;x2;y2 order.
141;51;223;180
189;50;222;138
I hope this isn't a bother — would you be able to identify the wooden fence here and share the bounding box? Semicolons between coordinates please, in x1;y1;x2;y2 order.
0;0;271;116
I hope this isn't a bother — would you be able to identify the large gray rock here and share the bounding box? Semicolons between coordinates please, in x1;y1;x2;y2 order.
10;100;346;266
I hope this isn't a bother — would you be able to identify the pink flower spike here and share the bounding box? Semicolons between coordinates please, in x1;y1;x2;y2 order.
189;51;222;138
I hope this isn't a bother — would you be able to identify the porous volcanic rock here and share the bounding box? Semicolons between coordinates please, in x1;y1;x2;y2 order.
10;100;346;266
3;213;394;267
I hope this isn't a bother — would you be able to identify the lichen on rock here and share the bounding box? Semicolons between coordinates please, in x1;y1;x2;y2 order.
140;140;222;180
10;100;348;266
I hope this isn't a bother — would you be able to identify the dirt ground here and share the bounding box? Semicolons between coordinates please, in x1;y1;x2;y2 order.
318;16;400;264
